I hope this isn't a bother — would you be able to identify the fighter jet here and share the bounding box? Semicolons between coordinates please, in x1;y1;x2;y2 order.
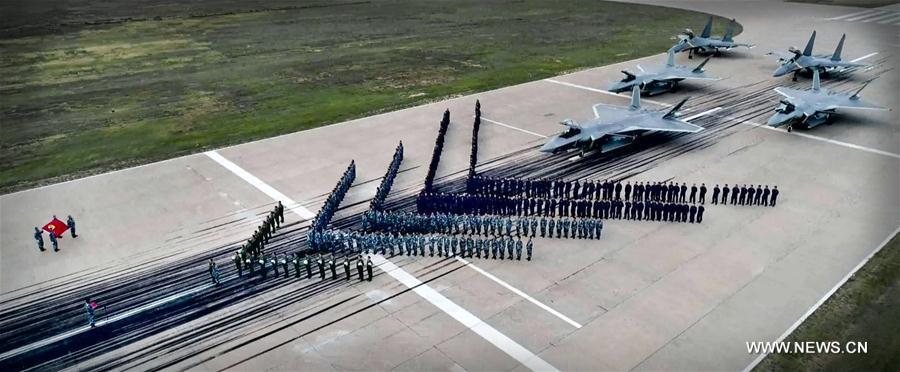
609;49;718;96
540;86;703;155
768;31;868;81
670;17;753;59
767;69;887;132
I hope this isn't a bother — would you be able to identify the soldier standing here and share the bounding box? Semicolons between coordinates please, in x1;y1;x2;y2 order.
754;185;763;205
233;251;243;277
689;204;697;223
699;184;707;204
317;256;325;279
680;183;688;202
731;184;739;205
689;184;697;203
526;238;533;261
356;256;364;281
712;185;720;205
747;185;756;206
344;258;351;280
515;239;523;260
271;254;280;277
697;205;705;223
366;256;374;281
34;227;45;252
281;254;290;278
762;185;771;206
49;230;59;252
208;259;221;285
304;256;312;279
293;253;301;278
329;257;337;279
770;186;779;206
66;215;77;238
721;184;729;205
84;298;97;327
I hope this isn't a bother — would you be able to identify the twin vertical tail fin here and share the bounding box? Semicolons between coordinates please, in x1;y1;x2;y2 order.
700;16;713;38
811;69;821;92
722;19;736;42
692;57;711;73
663;97;690;120
666;49;676;67
630;86;641;110
803;30;816;57
850;79;874;100
832;33;845;61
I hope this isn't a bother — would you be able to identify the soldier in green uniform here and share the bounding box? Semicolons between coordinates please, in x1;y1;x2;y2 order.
356;256;364;281
329;257;337;279
280;254;289;278
233;251;243;277
344;258;351;280
366;256;374;281
271;254;280;277
293;253;301;278
304;255;312;279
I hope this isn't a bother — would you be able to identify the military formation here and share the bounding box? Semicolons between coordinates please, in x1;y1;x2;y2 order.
230;251;375;282
369;142;404;212
423;110;451;193
236;201;285;259
310;161;356;235
314;229;535;261
362;211;602;239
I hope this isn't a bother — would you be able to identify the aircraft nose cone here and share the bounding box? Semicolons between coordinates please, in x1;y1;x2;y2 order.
773;65;791;77
767;113;788;127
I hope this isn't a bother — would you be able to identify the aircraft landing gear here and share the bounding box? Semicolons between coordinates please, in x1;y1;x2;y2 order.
792;71;798;82
787;125;793;132
688;49;693;59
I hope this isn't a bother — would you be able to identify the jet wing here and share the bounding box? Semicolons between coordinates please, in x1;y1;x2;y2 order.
592;103;638;121
616;116;704;134
656;70;718;81
824;96;888;111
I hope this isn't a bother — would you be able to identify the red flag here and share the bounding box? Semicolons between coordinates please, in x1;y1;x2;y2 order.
43;218;68;238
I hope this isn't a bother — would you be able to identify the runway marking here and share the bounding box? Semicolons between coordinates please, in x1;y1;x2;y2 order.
207;151;559;372
481;117;549;138
826;9;878;20
0;282;215;362
543;79;900;159
205;151;316;220
742;224;900;372
683;107;723;122
455;257;583;329
859;12;899;23
850;52;878;63
846;10;886;22
376;256;560;371
877;14;900;24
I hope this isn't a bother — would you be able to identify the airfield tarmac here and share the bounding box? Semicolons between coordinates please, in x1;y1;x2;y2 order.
1;0;898;371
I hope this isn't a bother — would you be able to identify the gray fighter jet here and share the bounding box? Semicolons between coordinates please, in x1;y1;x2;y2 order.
767;69;887;132
540;86;703;155
670;17;753;59
768;31;868;81
609;49;717;96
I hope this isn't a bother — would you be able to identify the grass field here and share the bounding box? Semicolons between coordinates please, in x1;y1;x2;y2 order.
754;232;900;371
0;0;736;193
789;0;898;8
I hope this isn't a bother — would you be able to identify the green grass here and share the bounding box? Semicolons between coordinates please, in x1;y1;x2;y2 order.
754;232;900;371
0;0;739;193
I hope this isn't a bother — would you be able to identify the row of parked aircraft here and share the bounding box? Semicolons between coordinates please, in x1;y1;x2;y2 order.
541;17;888;155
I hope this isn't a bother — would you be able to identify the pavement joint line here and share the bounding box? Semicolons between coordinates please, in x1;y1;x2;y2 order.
480;116;549;138
206;151;559;372
742;224;900;372
859;12;899;23
454;257;583;329
543;78;900;159
683;107;723;121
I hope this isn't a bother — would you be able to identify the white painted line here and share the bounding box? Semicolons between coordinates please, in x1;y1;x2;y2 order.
859;12;899;23
544;79;672;107
742;224;900;372
208;151;558;372
877;14;900;24
481;117;549;138
0;281;215;362
683;107;723;122
455;257;583;329
545;78;900;159
846;10;886;22
827;9;878;21
375;256;559;371
204;151;315;220
850;52;878;63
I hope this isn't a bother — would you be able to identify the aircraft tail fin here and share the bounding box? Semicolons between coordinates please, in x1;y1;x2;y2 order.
811;69;821;92
723;19;736;42
630;86;641;110
831;33;845;61
803;30;816;57
700;16;713;38
666;49;675;67
850;79;874;100
663;97;690;119
692;57;711;73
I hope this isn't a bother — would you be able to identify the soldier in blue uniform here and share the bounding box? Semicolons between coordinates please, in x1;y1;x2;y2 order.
34;227;45;252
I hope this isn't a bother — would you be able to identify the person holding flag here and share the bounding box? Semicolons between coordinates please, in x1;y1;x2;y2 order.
34;227;45;252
